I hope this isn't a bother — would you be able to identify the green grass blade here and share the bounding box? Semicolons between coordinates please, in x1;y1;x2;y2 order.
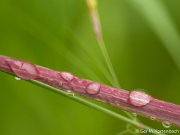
130;0;180;70
29;79;167;135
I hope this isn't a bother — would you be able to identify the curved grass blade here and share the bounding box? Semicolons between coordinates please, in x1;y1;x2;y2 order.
129;0;180;70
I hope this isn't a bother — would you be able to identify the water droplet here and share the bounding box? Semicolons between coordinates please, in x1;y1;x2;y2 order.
126;124;139;134
61;72;74;81
162;121;171;128
131;113;138;121
86;82;100;95
15;76;21;80
95;98;101;102
129;90;152;107
132;112;137;117
150;116;156;120
8;61;38;80
66;90;75;96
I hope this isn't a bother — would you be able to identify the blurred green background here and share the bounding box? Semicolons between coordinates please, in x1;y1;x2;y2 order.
0;0;180;134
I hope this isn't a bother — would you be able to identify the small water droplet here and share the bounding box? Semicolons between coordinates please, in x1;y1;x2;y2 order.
129;90;152;107
131;113;138;121
132;112;137;117
126;124;139;134
15;76;21;80
162;121;171;128
66;90;75;96
95;98;101;102
86;82;100;95
150;116;156;120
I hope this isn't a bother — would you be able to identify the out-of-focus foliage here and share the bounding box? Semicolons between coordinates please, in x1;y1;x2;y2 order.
0;0;180;135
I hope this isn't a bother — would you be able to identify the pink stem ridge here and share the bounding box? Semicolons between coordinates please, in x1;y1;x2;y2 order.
0;55;180;126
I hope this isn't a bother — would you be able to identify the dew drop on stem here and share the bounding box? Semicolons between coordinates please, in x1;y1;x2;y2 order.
61;72;74;81
162;121;171;128
150;116;156;121
126;124;139;134
132;112;137;117
85;82;100;95
129;90;152;107
131;113;138;121
9;61;39;80
15;76;21;80
66;90;75;97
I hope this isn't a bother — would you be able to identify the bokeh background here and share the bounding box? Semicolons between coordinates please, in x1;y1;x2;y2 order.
0;0;180;134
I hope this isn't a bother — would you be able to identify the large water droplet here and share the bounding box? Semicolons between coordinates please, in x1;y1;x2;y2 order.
61;72;74;81
8;61;38;80
129;90;152;107
86;82;100;95
162;121;171;128
15;76;21;80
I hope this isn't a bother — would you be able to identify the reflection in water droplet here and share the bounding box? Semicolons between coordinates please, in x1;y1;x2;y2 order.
162;121;171;128
66;90;75;96
150;116;156;120
15;76;21;80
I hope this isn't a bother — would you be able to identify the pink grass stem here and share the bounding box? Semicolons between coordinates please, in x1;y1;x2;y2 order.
0;55;180;126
